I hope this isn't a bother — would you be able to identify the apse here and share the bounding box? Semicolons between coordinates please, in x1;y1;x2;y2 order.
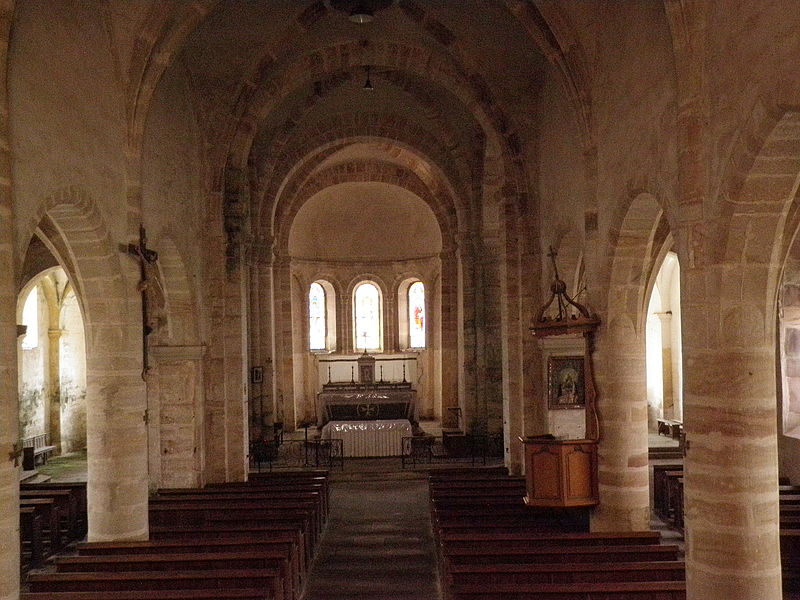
288;182;442;261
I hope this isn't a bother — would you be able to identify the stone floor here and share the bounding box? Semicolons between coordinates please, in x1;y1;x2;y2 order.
302;473;441;600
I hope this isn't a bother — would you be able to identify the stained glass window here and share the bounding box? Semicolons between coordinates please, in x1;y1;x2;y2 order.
354;282;381;351
408;281;425;348
309;282;326;350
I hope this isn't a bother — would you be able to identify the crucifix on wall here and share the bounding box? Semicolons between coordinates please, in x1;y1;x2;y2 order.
126;225;166;377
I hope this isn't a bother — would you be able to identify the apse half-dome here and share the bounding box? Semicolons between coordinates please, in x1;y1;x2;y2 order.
288;182;442;261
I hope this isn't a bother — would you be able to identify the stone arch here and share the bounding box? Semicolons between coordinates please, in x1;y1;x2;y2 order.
593;191;668;533
225;38;522;174
258;123;472;235
274;158;459;255
29;187;148;542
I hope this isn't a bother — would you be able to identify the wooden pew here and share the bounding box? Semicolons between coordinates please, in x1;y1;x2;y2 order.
20;506;44;567
77;539;302;595
21;590;273;600
21;497;61;551
20;488;79;542
150;523;309;569
148;500;320;541
52;551;290;600
448;580;687;599
438;530;663;550
22;481;87;537
25;569;283;600
446;560;686;585
164;481;329;515
441;543;681;565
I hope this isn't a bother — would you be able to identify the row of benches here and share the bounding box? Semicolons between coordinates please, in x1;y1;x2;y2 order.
21;470;330;600
429;468;687;599
20;481;87;570
654;464;800;592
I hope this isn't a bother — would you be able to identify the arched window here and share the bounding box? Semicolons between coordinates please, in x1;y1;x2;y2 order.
353;281;382;352
309;282;326;350
408;281;425;348
21;287;38;350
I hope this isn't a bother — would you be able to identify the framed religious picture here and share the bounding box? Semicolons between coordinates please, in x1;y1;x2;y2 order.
547;355;585;409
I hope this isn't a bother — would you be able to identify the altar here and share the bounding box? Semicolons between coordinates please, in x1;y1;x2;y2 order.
318;383;417;424
321;419;412;457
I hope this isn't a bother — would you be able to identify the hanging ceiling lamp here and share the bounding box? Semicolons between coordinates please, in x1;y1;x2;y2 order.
363;66;374;91
330;0;392;24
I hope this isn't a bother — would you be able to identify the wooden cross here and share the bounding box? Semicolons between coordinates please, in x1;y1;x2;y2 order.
127;225;159;378
8;443;22;467
547;245;561;282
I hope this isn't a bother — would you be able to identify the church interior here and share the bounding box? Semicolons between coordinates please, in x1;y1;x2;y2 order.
3;1;800;598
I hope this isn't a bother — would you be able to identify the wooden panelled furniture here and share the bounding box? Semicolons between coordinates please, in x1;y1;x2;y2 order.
430;467;687;599
21;470;330;600
19;482;87;570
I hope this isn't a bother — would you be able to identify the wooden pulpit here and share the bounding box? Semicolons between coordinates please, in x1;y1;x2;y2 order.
520;436;598;507
526;245;601;509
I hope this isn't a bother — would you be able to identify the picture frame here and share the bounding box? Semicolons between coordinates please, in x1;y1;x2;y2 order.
251;366;264;384
547;355;585;409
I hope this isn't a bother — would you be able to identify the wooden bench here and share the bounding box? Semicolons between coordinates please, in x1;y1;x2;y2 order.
150;523;309;568
656;419;683;439
21;590;273;600
20;506;44;568
77;540;303;595
22;481;87;537
22;433;57;466
446;560;686;585
25;569;283;599
149;501;321;546
438;530;663;549
52;552;290;600
448;580;687;599
442;543;681;565
168;481;329;515
20;497;61;551
20;487;80;541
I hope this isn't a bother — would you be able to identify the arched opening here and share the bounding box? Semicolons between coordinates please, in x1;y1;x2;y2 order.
398;278;426;350
285;180;445;426
309;280;336;352
17;266;87;463
645;251;683;429
353;281;383;352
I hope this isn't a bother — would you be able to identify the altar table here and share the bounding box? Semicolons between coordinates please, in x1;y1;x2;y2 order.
321;419;412;457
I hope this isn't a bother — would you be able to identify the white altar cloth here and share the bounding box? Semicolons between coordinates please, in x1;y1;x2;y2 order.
321;419;412;457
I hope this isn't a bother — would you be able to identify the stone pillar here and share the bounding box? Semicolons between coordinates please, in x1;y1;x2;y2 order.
440;247;459;426
591;315;650;532
86;323;149;541
0;326;22;600
500;206;524;475
272;255;295;430
48;327;63;453
682;264;781;599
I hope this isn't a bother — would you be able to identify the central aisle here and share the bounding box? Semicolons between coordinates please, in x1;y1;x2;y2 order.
302;474;441;600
